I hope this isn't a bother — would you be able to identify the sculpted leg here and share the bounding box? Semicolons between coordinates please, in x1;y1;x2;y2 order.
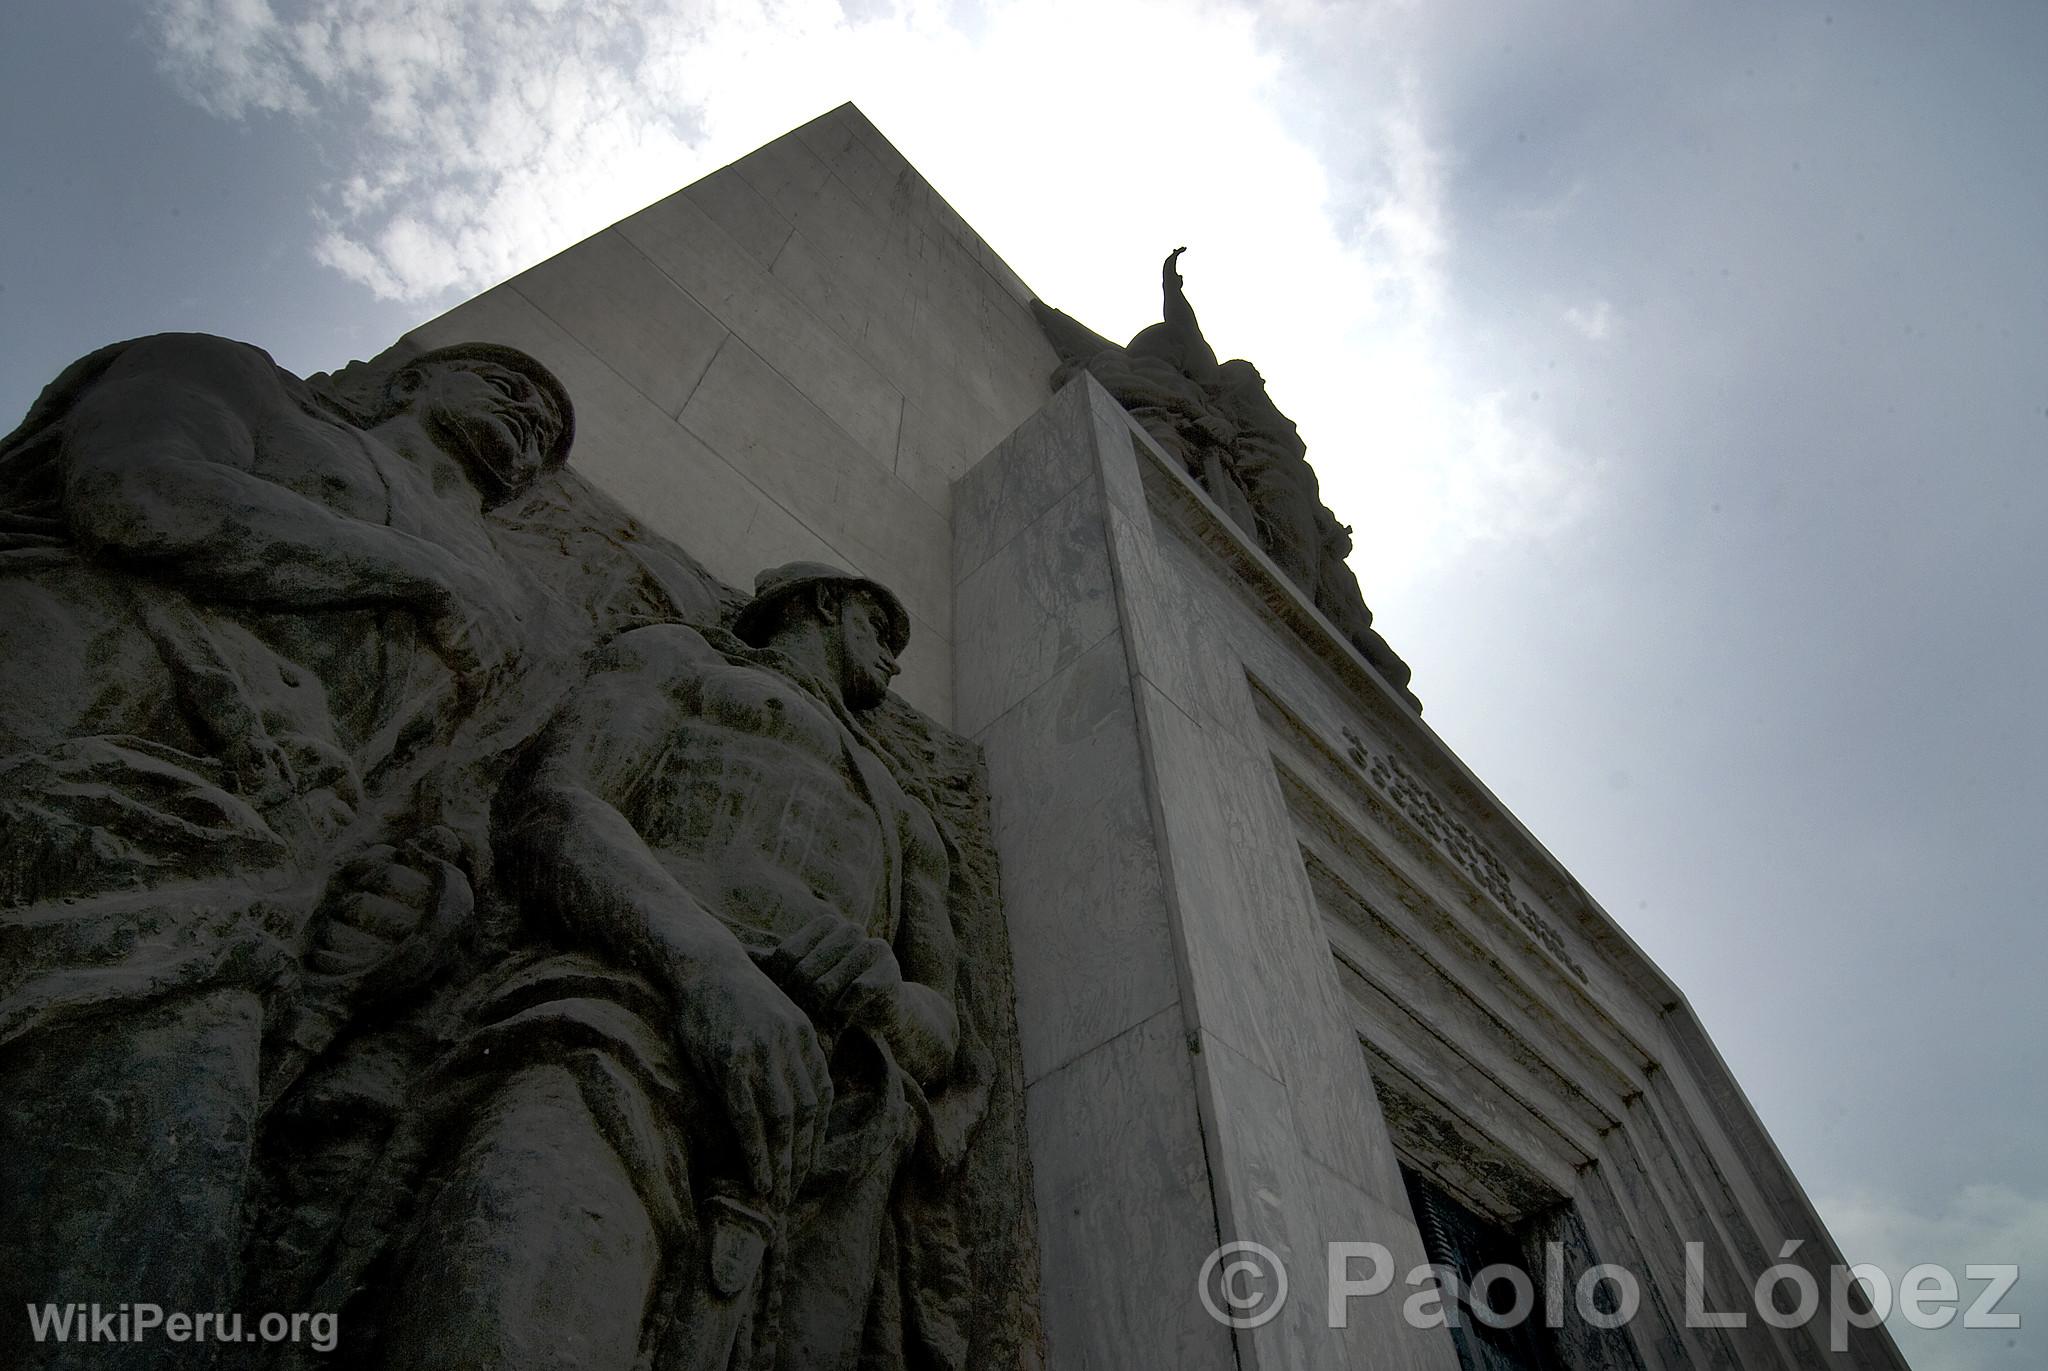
0;987;262;1371
762;1067;919;1371
375;1064;659;1371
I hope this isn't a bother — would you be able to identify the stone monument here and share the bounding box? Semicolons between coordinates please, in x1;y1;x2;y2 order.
0;329;1035;1370
1;104;1906;1371
1031;247;1417;708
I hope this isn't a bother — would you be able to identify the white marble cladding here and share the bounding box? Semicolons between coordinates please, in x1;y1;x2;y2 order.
398;103;1057;725
1094;379;1909;1369
956;375;1458;1371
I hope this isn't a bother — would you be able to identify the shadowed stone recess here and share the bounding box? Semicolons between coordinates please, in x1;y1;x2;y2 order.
0;332;1038;1371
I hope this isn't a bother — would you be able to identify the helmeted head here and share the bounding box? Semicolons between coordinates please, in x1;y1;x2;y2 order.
382;342;575;504
733;561;909;709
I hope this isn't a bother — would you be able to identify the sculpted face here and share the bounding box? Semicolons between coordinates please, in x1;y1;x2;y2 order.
399;359;565;503
834;589;901;710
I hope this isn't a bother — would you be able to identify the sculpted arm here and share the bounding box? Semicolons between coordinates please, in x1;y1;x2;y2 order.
1161;246;1222;375
885;826;960;1084
1161;246;1199;338
502;624;831;1201
771;804;959;1086
59;334;474;613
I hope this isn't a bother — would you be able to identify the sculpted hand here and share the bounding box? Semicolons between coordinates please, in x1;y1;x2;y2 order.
676;965;833;1206
764;914;905;1032
304;825;471;992
419;556;526;685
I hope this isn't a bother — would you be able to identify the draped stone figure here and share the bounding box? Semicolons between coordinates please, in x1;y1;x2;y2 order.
1030;249;1420;709
0;333;575;1364
0;334;1036;1370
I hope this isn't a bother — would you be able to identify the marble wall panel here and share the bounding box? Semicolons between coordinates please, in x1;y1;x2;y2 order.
400;105;1050;735
1106;502;1256;735
1317;1174;1466;1371
979;282;1067;420
888;611;954;727
974;634;1181;1084
725;127;833;224
796;106;905;218
616;184;906;467
402;289;840;593
953;475;1117;738
893;390;1004;521
677;339;940;622
953;379;1102;585
957;376;1439;1370
771;218;921;375
1024;1010;1235;1371
1194;1027;1357;1371
507;228;728;417
681;164;793;269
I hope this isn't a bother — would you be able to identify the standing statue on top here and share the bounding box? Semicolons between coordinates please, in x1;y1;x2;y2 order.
1031;248;1417;708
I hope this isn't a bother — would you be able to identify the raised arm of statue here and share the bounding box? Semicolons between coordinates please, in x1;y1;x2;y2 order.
1134;247;1220;382
503;622;834;1203
1160;246;1201;347
56;334;479;616
1161;245;1190;310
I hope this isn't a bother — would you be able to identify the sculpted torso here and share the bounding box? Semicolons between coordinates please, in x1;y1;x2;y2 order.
613;629;940;950
234;406;503;742
0;334;529;761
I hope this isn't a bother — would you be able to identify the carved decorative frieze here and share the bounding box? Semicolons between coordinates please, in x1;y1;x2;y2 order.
1342;727;1588;983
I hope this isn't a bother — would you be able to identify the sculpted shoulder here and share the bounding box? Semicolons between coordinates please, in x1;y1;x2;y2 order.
70;333;333;442
590;624;827;737
590;621;728;682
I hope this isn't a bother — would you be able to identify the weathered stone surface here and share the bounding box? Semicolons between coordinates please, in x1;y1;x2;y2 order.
957;373;1445;1370
1023;1008;1231;1371
0;333;1036;1370
973;633;1179;1084
509;227;731;419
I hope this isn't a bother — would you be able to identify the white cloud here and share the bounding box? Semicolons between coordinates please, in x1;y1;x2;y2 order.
1820;1185;2043;1371
150;0;705;298
150;0;314;117
1564;298;1614;340
146;0;1597;605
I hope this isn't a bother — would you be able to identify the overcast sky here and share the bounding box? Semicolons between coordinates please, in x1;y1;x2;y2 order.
3;2;2041;1364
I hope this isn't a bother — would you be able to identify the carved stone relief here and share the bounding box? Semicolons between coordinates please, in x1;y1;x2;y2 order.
1341;727;1588;984
0;333;1037;1370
